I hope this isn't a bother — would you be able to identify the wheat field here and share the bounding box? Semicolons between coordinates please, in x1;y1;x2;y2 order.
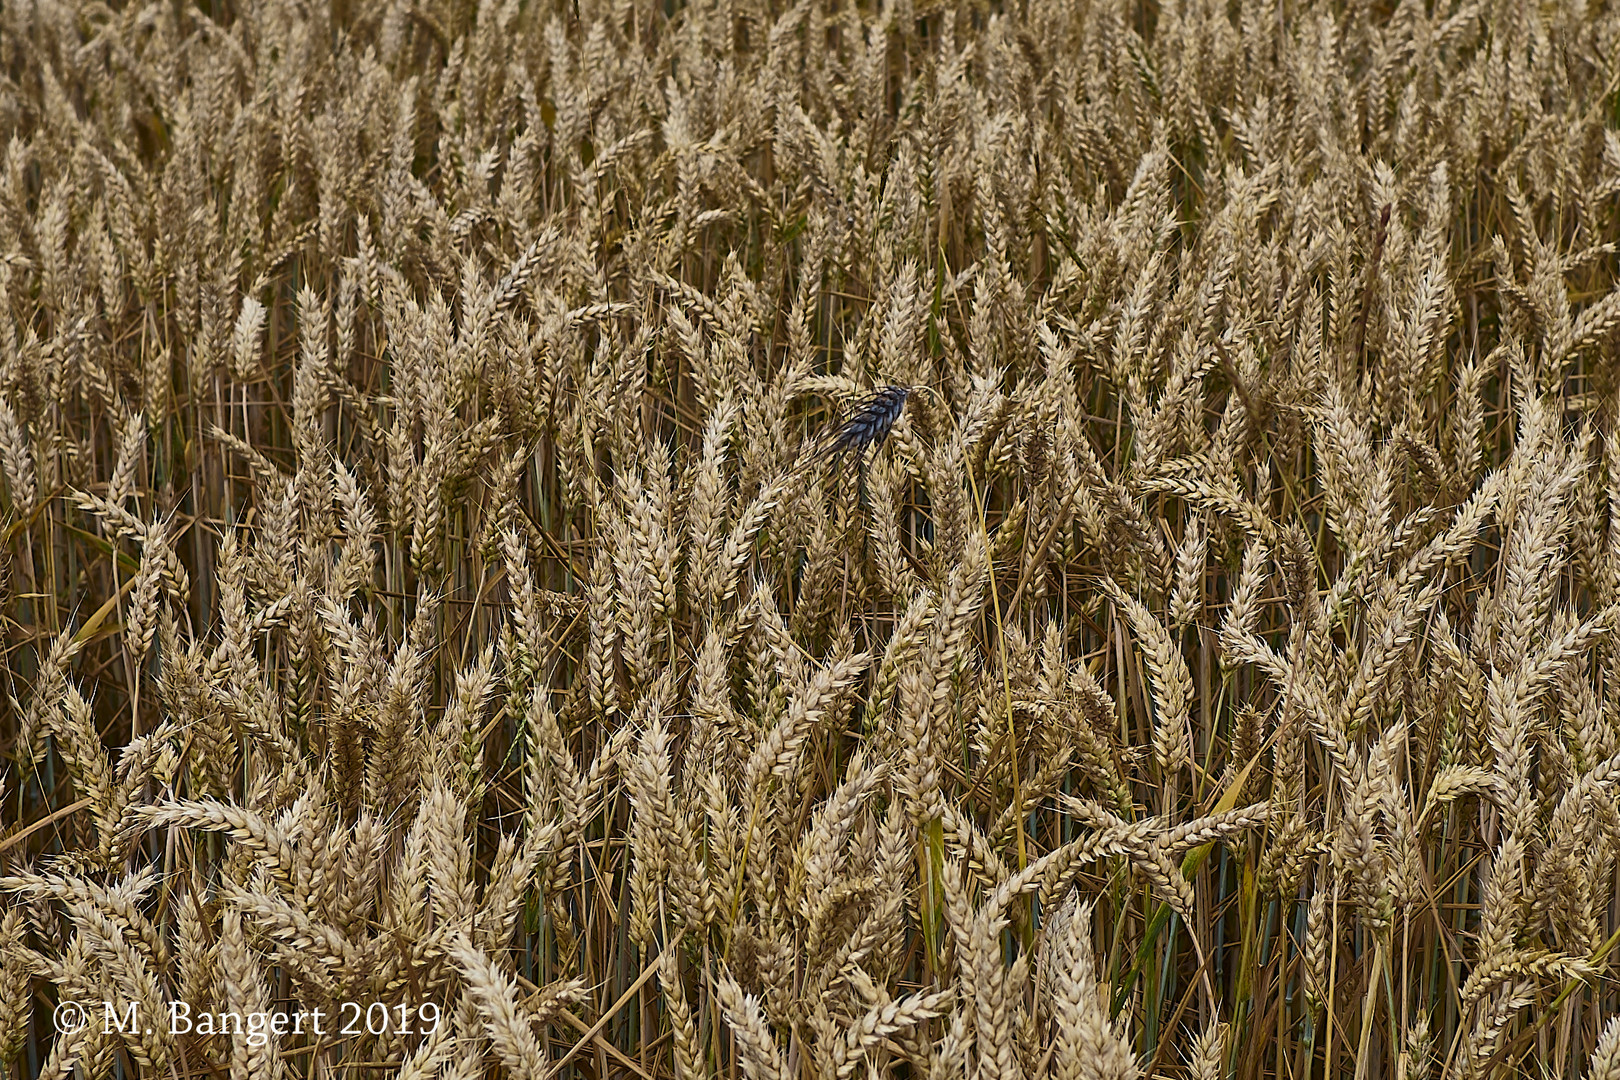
2;0;1620;1076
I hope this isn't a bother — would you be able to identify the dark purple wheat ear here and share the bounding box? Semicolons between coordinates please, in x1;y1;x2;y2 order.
814;385;912;465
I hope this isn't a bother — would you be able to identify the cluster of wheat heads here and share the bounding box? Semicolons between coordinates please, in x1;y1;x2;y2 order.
2;0;1620;1077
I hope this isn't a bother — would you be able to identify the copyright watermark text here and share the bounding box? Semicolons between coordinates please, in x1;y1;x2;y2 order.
53;1000;442;1046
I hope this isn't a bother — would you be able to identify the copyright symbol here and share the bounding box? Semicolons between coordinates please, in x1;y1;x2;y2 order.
53;1001;89;1034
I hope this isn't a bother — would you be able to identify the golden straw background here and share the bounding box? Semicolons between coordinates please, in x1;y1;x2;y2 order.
3;0;1620;1077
